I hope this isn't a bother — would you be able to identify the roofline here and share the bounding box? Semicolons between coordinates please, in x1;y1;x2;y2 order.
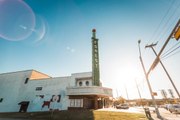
71;71;92;75
0;69;51;78
0;70;93;78
29;76;71;81
31;69;52;78
0;69;34;75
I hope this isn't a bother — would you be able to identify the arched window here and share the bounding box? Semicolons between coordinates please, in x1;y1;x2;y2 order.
79;81;82;86
86;81;89;86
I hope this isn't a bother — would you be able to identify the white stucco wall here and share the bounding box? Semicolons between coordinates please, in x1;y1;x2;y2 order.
24;76;71;112
0;70;94;112
0;70;32;112
71;72;92;87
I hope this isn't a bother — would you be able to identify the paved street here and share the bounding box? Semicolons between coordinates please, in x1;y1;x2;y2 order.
148;107;180;120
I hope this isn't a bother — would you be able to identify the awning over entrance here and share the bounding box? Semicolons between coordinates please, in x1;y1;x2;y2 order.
66;86;112;97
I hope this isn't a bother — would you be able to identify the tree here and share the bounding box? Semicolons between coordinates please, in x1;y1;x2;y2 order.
168;89;175;98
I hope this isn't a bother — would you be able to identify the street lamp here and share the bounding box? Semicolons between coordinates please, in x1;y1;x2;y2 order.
138;40;161;119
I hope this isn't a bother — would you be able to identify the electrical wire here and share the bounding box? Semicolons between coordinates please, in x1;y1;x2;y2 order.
144;1;178;57
147;0;175;45
162;47;180;60
161;44;180;60
161;41;180;57
156;1;180;45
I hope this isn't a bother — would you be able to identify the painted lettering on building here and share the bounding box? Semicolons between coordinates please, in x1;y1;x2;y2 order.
92;29;100;86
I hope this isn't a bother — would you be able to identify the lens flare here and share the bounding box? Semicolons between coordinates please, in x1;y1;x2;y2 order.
0;0;35;41
27;15;49;43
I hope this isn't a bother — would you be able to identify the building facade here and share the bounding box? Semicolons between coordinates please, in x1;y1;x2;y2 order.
0;70;112;112
0;29;112;112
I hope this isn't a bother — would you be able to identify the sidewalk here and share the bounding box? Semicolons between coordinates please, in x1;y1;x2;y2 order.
150;108;180;120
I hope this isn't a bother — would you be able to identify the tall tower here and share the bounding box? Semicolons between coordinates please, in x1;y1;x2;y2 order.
92;29;100;86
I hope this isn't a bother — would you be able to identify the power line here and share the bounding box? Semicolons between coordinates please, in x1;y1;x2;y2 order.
157;1;180;43
162;46;180;60
147;0;175;45
162;41;180;57
161;44;180;59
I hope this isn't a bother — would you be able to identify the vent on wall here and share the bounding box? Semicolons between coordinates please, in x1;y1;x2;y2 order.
36;87;42;91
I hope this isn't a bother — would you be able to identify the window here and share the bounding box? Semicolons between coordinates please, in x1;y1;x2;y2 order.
36;95;44;98
86;81;89;86
24;78;29;84
70;99;75;107
36;87;42;91
79;81;82;86
69;99;83;107
0;98;3;103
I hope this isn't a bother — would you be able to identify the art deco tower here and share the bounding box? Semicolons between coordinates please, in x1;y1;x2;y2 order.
92;29;100;86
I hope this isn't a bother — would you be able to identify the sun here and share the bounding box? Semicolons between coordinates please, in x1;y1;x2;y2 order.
119;66;143;83
102;61;143;87
101;61;144;98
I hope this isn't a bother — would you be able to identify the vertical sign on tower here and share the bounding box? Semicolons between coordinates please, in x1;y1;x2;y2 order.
92;29;100;86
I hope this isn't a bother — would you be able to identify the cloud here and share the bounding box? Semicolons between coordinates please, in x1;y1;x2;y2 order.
66;46;75;53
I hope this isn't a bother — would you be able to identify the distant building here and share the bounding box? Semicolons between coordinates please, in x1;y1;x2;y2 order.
0;29;112;112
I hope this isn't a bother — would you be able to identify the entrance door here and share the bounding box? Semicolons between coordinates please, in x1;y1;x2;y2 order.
18;101;29;112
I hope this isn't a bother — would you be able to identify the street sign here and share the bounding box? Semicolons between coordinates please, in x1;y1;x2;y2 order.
152;92;157;96
174;26;180;40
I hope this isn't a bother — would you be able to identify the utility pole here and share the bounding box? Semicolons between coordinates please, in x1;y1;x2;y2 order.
135;79;143;106
145;43;180;99
125;85;129;102
116;88;119;98
147;19;180;76
138;19;180;119
138;40;161;118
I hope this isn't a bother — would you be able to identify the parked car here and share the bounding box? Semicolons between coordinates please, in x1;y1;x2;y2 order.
116;103;129;109
164;104;173;110
169;104;180;114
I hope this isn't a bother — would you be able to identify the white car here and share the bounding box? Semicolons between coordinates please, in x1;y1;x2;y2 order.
169;104;180;114
116;104;129;109
165;104;173;110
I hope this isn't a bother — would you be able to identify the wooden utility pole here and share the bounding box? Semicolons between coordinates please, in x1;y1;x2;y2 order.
139;19;180;119
147;19;180;76
145;43;180;98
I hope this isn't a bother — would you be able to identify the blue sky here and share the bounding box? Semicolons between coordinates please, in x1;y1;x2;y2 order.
0;0;180;99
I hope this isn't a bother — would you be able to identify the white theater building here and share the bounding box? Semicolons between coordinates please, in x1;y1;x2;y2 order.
0;70;112;112
0;29;112;112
